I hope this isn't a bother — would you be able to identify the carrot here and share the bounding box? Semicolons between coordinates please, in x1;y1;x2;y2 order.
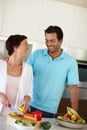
24;113;37;121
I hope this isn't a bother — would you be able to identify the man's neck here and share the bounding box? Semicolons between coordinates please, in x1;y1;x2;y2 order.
48;49;62;60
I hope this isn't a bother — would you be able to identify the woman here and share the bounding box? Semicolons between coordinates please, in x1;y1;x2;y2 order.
0;34;33;116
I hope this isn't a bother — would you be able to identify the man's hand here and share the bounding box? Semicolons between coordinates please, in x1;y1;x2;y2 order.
3;57;9;62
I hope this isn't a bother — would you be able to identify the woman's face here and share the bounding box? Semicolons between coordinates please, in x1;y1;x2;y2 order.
15;39;29;58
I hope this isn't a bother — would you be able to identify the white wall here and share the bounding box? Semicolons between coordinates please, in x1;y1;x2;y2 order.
38;0;74;46
1;0;42;42
70;6;87;49
0;0;87;50
0;0;7;35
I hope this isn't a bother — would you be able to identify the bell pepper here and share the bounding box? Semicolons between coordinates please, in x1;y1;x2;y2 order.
32;110;42;121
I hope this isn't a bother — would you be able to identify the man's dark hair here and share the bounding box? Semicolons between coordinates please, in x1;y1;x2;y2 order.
6;34;27;56
45;25;63;40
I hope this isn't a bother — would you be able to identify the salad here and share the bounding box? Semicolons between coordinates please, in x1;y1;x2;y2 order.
15;118;36;126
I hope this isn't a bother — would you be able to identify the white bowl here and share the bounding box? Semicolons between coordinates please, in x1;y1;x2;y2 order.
56;119;87;129
14;123;35;130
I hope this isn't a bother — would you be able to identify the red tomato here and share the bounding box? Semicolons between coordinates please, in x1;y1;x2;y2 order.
32;110;42;121
66;114;71;119
64;117;71;122
76;120;81;124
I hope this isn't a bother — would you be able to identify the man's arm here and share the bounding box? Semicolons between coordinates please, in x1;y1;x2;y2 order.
69;85;78;112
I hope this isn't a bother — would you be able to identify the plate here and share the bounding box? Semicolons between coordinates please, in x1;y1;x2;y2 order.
56;119;87;129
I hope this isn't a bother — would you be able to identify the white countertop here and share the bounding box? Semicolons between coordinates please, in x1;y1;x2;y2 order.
0;116;87;130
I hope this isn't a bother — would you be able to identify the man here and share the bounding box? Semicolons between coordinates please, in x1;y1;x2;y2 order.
27;25;79;118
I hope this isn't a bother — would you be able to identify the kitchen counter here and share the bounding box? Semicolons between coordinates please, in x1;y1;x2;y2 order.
0;116;87;130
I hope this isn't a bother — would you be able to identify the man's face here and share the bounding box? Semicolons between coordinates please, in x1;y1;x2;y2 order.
45;32;62;54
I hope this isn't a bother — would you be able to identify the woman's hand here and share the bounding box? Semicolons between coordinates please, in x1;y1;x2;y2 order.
0;92;10;106
22;95;31;112
23;103;31;113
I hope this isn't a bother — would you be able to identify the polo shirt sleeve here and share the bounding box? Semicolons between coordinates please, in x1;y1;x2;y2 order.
66;59;79;85
26;50;38;68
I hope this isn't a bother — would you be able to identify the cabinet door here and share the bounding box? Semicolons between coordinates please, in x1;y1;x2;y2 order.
0;0;6;34
2;0;42;42
38;0;74;47
70;7;87;49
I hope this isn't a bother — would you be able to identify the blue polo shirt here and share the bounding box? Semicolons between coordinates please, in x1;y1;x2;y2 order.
27;49;79;114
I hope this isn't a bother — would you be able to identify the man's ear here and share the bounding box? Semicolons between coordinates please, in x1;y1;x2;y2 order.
59;39;63;45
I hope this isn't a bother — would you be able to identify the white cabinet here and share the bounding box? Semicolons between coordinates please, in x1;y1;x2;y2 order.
37;0;87;50
0;0;87;51
1;0;42;42
38;0;74;47
70;7;87;49
0;0;6;34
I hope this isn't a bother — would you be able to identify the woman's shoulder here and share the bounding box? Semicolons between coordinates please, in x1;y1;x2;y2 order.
0;59;6;64
23;62;33;71
0;59;7;70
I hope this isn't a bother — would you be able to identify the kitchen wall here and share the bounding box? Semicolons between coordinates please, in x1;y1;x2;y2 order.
0;0;87;115
0;0;42;41
0;0;6;35
0;0;87;55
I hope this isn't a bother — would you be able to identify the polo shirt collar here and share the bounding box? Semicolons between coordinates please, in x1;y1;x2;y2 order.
43;48;66;60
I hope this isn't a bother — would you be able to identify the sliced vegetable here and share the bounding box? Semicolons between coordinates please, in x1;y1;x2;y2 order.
17;105;25;113
15;118;36;126
9;112;23;117
24;113;37;121
41;121;51;130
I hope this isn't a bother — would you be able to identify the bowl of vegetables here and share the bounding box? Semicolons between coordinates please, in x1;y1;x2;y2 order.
14;118;36;130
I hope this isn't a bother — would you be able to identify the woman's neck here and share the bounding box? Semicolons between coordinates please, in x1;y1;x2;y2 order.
7;55;22;67
7;55;23;77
